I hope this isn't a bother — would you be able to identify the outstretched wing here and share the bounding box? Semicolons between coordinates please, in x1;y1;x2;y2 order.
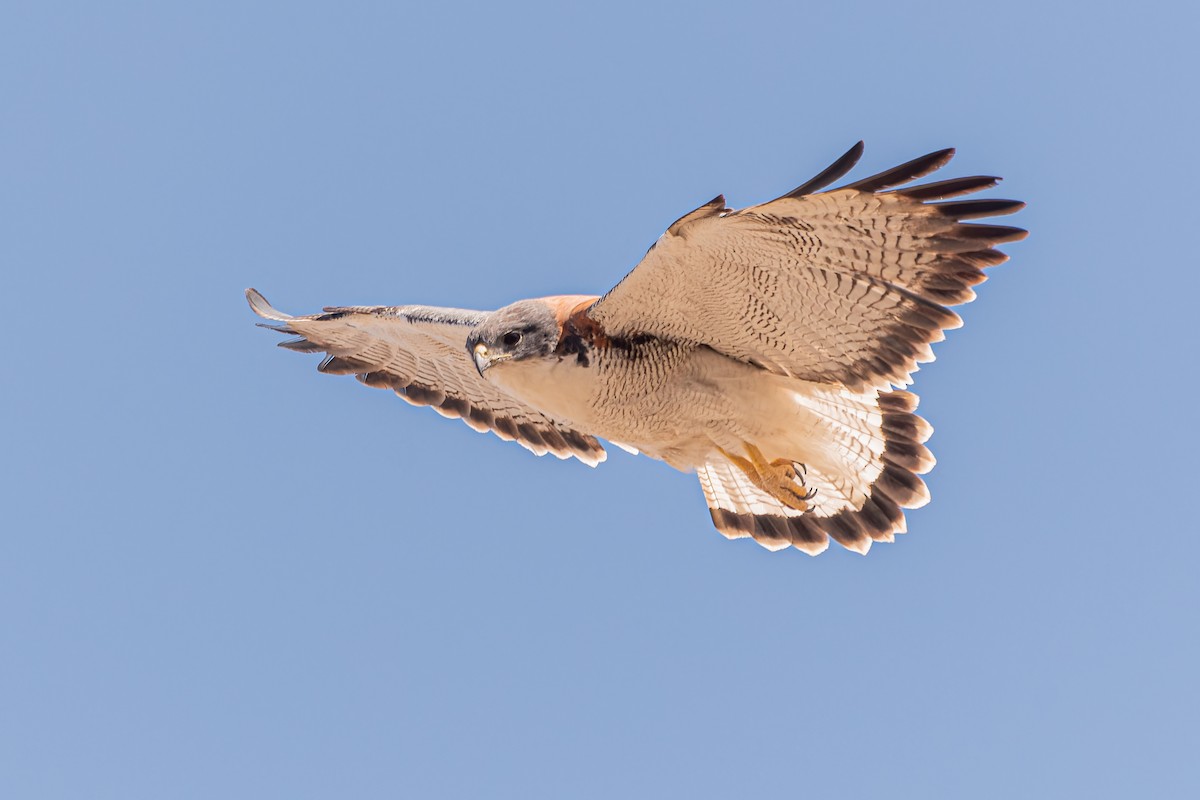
246;289;606;466
586;142;1026;391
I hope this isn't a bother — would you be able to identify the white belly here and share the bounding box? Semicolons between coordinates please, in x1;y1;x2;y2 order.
485;345;817;469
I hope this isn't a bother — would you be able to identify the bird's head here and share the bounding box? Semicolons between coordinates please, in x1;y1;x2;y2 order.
467;300;561;377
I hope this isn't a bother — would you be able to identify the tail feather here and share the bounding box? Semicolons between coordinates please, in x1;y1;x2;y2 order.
699;389;931;555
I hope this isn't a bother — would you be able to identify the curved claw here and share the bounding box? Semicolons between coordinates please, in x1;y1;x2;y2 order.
718;444;820;513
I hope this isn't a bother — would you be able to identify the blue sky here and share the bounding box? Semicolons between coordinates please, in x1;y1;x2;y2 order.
3;1;1197;797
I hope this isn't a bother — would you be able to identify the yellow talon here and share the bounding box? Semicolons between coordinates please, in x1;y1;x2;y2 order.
718;443;816;513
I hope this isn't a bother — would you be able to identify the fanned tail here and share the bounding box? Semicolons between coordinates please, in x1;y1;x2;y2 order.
699;390;933;555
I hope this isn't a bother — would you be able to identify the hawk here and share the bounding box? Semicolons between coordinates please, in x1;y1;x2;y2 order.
248;142;1025;555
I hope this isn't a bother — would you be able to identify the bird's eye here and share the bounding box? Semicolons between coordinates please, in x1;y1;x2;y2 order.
502;331;523;348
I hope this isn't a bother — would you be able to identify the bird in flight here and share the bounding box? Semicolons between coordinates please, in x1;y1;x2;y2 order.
248;142;1024;555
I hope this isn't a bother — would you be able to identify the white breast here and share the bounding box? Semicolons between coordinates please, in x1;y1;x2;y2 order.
484;356;600;430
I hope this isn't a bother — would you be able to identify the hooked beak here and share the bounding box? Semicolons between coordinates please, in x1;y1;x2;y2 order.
472;342;510;377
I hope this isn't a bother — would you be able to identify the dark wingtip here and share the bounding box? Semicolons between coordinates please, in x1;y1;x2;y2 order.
953;223;1029;244
784;141;866;198
843;147;956;192
930;198;1026;220
892;175;1000;201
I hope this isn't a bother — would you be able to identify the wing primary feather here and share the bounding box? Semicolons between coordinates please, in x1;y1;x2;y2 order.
952;249;1009;268
947;223;1029;244
929;199;1025;219
357;371;396;388
255;322;291;333
783;141;865;198
841;147;955;192
279;338;326;353
319;355;376;374
891;175;999;200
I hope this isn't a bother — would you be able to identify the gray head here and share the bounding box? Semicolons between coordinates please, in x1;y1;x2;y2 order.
467;300;561;375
